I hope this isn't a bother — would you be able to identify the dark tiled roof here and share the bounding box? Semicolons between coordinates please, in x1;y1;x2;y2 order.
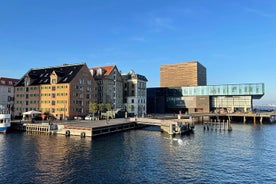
136;74;148;81
122;70;148;82
15;63;85;86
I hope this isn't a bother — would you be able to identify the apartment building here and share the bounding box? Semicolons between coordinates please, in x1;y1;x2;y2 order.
14;63;97;119
90;65;124;110
0;77;19;114
122;70;148;117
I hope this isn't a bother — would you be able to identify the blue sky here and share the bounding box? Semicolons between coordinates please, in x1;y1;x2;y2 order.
1;0;276;104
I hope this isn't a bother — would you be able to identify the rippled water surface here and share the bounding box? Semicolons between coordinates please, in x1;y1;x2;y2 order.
1;123;276;183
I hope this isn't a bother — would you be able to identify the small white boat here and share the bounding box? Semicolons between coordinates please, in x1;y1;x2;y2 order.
0;114;11;133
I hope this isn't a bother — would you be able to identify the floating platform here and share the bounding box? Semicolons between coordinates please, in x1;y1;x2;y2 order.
11;119;140;138
57;122;137;138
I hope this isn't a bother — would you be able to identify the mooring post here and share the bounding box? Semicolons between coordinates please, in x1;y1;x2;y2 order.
260;117;263;124
228;120;232;131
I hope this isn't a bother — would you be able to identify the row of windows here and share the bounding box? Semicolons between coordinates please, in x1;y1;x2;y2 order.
129;98;146;104
17;84;91;91
0;80;13;85
17;93;69;97
16;100;68;105
17;87;38;91
128;105;146;112
72;100;88;105
180;83;264;96
73;85;94;90
15;108;39;112
15;101;39;104
137;82;146;89
211;96;252;108
41;85;68;90
40;100;67;104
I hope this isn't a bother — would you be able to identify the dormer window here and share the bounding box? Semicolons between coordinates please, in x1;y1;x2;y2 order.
97;68;103;76
52;79;57;84
96;68;106;77
24;76;30;86
50;71;58;84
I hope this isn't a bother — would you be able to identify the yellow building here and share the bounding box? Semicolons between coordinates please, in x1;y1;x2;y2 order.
14;63;97;120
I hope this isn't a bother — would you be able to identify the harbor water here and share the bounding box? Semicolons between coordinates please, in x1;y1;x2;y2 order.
1;123;276;183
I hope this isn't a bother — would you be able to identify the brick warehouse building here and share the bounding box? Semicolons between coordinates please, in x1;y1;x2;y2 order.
14;63;97;120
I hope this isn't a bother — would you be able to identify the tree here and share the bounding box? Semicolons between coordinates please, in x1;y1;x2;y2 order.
89;103;98;115
125;104;131;112
98;103;105;113
105;103;111;111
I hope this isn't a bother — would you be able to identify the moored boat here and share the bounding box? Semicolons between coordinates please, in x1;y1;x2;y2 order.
0;114;11;133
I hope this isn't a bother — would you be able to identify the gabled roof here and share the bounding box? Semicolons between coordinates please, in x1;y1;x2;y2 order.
90;65;116;79
0;77;19;86
15;63;85;86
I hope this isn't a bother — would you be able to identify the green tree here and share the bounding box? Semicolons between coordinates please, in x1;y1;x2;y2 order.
125;104;131;112
89;103;98;115
105;103;111;111
98;103;105;113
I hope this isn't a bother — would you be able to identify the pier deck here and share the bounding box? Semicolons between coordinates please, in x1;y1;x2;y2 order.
10;112;275;137
11;118;139;137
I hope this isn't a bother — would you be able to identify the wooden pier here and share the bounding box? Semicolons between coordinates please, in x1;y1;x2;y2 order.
181;112;276;124
203;119;232;131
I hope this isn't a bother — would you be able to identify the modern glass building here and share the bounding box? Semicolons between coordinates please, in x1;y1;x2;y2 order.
147;83;264;114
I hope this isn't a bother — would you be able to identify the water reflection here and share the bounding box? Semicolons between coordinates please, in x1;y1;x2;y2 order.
1;124;276;183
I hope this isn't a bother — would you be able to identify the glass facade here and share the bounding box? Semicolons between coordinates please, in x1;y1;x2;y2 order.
211;96;252;112
180;83;264;99
147;83;265;113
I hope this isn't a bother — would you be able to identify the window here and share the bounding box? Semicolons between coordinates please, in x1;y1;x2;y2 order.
52;79;57;84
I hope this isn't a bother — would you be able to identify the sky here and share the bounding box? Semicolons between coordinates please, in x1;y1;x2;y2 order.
0;0;276;105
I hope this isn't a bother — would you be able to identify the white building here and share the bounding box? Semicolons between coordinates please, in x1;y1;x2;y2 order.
122;70;147;117
0;77;19;114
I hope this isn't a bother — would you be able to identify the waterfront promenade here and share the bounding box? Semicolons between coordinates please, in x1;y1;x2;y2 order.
11;111;276;137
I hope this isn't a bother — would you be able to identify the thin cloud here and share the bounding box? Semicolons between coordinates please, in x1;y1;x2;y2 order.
150;17;176;32
244;7;271;18
130;36;147;42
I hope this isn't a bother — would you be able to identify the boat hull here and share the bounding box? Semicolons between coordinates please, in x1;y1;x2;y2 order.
0;126;9;133
0;114;11;134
